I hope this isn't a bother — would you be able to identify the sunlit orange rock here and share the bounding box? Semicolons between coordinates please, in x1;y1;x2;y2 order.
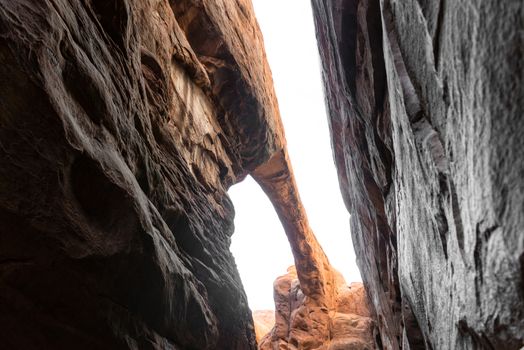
257;266;377;350
253;310;276;344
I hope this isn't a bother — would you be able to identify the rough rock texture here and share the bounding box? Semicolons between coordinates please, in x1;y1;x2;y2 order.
0;0;286;348
312;0;524;349
250;106;357;347
253;150;337;303
251;123;378;349
258;267;377;350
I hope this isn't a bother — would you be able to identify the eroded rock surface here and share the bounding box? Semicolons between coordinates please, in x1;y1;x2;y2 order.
253;310;275;344
312;0;524;349
253;150;337;303
0;0;283;348
257;267;377;350
250;110;379;349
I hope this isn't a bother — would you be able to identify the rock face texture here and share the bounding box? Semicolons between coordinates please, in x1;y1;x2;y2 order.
252;310;275;344
312;0;524;349
253;149;337;303
250;95;382;349
0;0;287;348
0;0;374;347
258;267;377;350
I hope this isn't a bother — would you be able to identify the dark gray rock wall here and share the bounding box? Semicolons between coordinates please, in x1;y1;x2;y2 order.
312;0;524;349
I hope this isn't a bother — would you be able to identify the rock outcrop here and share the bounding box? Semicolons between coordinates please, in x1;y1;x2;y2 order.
252;310;275;344
312;0;524;349
0;0;287;348
250;85;379;350
257;267;377;350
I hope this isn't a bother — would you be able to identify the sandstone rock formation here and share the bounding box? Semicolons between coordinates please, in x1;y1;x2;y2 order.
0;0;288;348
252;310;275;344
7;0;519;348
312;0;524;349
249;97;382;350
253;149;338;301
257;266;377;350
0;0;369;348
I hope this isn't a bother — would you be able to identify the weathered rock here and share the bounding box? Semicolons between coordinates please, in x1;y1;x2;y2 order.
0;0;284;348
252;310;275;344
258;267;377;350
251;122;373;348
250;121;352;347
253;150;337;303
312;0;524;349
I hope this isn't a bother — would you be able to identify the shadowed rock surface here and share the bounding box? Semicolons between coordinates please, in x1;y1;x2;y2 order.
0;0;371;348
0;0;287;348
312;0;524;349
4;0;521;348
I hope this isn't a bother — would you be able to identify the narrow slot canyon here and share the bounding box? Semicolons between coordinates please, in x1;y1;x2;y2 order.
229;2;373;347
0;1;522;350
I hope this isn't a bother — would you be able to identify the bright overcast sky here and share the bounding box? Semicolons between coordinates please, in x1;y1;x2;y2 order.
229;0;361;311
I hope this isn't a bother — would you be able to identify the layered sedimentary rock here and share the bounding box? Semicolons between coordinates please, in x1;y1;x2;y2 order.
0;0;286;348
312;0;524;349
257;266;377;350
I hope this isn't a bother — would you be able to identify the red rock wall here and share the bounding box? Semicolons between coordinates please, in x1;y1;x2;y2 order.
312;0;524;349
0;0;282;348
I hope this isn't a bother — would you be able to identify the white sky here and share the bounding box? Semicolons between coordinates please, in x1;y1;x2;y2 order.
229;0;361;311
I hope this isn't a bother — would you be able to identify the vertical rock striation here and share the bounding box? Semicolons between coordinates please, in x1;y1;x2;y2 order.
312;0;524;349
0;0;283;348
